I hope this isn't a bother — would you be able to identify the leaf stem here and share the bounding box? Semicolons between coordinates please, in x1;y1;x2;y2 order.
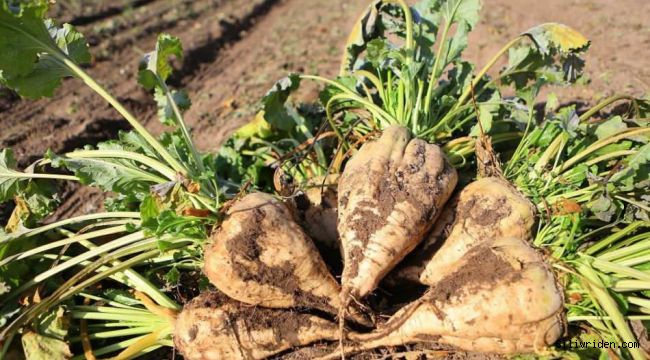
65;149;177;180
113;326;169;360
0;212;140;244
0;225;129;267
55;56;188;175
585;150;636;166
423;9;456;115
577;263;646;360
568;315;650;322
592;258;650;282
452;36;523;112
75;233;180;310
160;82;205;177
390;0;414;58
0;172;78;181
578;94;636;122
302;74;397;127
555;127;650;174
585;221;649;255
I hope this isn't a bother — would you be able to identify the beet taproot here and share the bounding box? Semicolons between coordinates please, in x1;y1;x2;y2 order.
337;125;458;303
419;177;535;286
323;236;564;358
204;192;369;325
174;291;340;360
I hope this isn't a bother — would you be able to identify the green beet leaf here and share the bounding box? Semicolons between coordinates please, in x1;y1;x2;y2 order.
0;2;90;98
138;33;183;89
0;149;21;203
262;73;302;131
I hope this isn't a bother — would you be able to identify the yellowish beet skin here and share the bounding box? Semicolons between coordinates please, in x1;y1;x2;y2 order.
383;197;457;287
298;182;340;251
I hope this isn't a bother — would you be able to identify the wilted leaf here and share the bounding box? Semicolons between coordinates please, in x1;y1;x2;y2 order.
524;23;590;55
234;111;273;139
21;331;72;360
631;320;650;353
4;196;29;233
36;306;69;340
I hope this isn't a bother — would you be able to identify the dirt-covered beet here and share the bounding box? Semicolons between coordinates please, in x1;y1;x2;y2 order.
203;192;370;325
174;291;340;360
339;236;564;356
419;177;536;285
337;125;458;302
383;197;458;288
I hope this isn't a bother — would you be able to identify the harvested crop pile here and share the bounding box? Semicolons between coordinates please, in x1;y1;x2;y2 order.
1;0;648;360
315;132;563;357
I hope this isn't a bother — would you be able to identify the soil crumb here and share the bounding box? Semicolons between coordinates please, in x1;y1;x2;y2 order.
428;244;521;304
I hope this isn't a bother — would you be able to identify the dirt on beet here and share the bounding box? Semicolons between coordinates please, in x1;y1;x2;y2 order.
343;139;455;282
183;290;333;356
275;340;506;360
427;243;522;305
223;202;332;312
458;194;512;228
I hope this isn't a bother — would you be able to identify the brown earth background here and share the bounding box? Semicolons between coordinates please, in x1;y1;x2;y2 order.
1;0;648;219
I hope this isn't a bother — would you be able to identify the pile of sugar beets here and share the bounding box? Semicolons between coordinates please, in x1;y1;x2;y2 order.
170;2;648;359
177;130;563;360
1;0;649;359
